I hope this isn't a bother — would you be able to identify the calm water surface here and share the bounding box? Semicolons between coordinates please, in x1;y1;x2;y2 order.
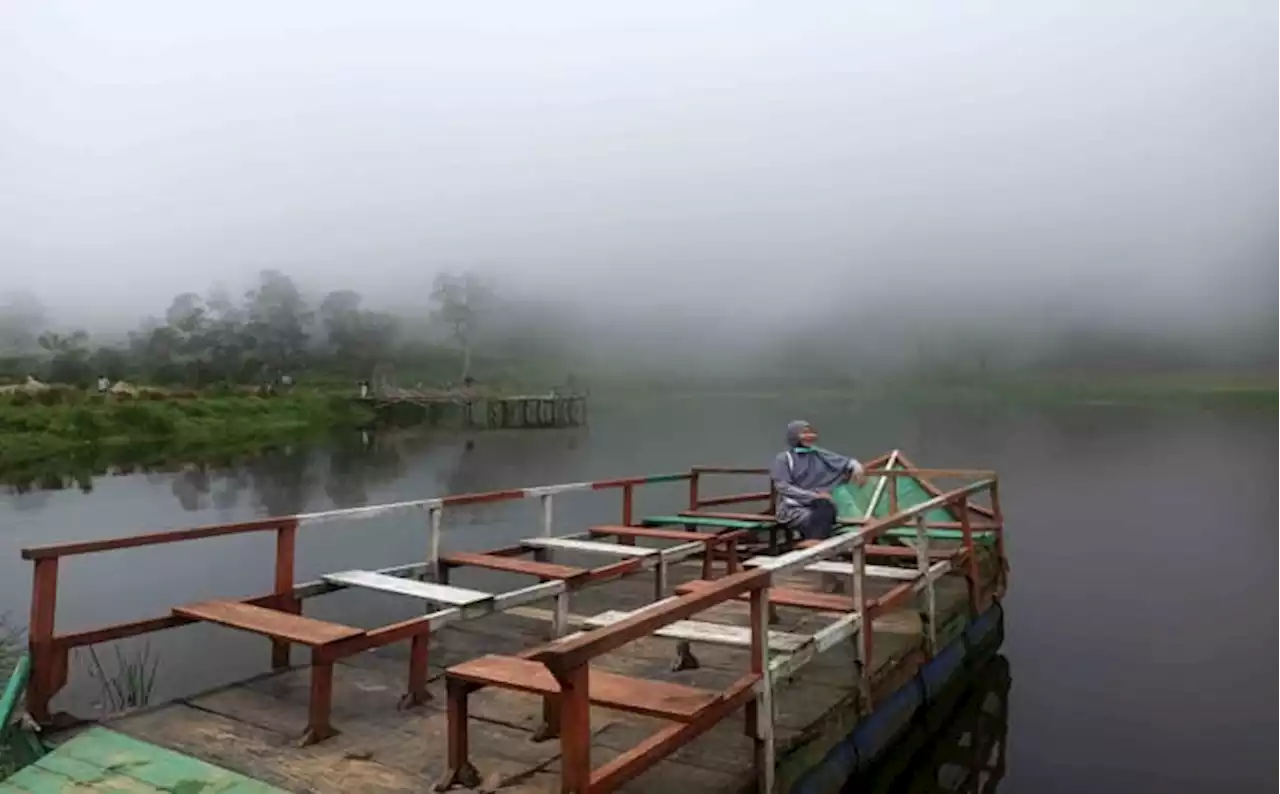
1;396;1274;793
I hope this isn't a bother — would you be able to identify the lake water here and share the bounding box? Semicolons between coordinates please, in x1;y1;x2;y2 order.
1;396;1274;793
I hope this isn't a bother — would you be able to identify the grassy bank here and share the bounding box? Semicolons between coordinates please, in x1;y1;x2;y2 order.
0;389;374;471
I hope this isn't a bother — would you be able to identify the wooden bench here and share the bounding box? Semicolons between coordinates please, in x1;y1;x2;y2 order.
440;654;755;790
675;578;856;613
648;512;791;555
521;537;660;558
582;610;809;653
589;526;744;578
173;601;367;744
323;570;493;606
448;655;722;722
438;551;586;582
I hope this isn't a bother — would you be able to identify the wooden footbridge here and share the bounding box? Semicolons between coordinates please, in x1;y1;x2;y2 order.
358;385;588;429
8;451;1007;794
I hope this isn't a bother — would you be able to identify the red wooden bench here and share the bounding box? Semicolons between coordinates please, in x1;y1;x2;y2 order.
173;600;368;744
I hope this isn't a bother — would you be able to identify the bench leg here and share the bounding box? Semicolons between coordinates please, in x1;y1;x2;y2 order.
300;653;337;746
400;632;432;709
271;595;300;671
558;665;592;794
532;695;561;742
435;678;481;791
550;591;570;641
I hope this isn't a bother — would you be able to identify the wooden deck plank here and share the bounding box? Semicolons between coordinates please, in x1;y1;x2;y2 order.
322;570;493;605
173;601;364;646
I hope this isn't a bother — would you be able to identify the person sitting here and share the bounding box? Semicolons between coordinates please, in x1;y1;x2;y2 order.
770;420;866;541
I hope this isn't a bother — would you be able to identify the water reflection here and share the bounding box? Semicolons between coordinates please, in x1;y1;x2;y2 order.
2;425;592;517
3;429;418;512
843;655;1010;794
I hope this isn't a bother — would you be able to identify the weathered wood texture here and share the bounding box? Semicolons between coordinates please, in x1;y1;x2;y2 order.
82;548;997;794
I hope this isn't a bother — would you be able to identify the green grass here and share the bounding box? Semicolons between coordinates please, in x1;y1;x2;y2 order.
0;389;375;472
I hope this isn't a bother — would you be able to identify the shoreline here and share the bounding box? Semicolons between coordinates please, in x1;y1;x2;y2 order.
0;390;374;472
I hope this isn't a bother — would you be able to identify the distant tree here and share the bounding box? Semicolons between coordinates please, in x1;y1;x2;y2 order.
244;270;311;374
429;271;492;381
38;329;92;384
319;289;399;379
200;284;251;382
165;292;206;334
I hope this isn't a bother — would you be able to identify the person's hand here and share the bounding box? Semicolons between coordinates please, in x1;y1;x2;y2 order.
815;490;832;501
853;468;867;487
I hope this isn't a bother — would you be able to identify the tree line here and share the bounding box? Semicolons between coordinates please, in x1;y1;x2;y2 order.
0;269;504;389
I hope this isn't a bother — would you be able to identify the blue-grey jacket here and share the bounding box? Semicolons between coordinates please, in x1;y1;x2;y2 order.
770;420;862;524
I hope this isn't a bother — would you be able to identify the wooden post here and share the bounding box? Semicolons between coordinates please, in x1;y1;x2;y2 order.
915;515;937;655
26;557;59;724
541;493;555;538
688;471;701;511
851;545;872;711
617;485;636;546
551;589;570;637
621;484;634;526
557;664;592;794
272;520;298;670
427;506;443;582
990;479;1007;596
747;585;775;793
959;498;979;615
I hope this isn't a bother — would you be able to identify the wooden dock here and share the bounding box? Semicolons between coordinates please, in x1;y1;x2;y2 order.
8;453;1006;794
359;387;588;429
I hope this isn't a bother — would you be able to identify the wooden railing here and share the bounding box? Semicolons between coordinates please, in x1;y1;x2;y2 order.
17;470;696;725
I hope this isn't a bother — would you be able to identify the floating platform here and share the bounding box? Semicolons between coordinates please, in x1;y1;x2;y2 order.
6;451;1007;794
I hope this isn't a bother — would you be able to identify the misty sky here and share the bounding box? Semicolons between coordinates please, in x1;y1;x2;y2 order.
1;1;1275;335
